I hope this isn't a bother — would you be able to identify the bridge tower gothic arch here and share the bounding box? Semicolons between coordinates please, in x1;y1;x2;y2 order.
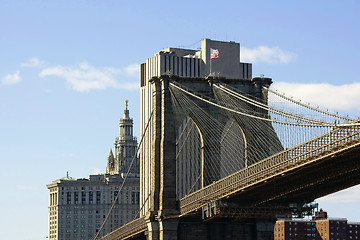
176;116;203;199
176;115;250;189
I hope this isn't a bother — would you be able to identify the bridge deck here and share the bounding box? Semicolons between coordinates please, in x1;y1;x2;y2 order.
100;125;360;240
179;125;360;215
100;216;146;240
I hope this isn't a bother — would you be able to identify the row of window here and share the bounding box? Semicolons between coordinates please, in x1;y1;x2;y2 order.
59;186;138;191
61;191;140;205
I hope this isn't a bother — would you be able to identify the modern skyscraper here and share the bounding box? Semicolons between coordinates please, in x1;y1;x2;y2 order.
47;102;140;240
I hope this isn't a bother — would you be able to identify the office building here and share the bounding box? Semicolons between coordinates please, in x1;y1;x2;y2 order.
47;102;140;240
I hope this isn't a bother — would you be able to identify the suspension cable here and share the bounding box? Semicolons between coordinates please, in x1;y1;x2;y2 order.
170;82;335;127
215;84;331;125
263;86;353;121
133;192;151;220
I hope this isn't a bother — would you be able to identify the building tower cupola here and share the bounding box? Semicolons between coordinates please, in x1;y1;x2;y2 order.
108;100;139;175
119;100;134;141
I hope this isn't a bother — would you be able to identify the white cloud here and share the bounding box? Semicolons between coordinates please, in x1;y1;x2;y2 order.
39;62;139;92
317;185;360;203
271;82;360;113
21;57;45;67
1;71;21;85
241;46;297;64
125;63;140;76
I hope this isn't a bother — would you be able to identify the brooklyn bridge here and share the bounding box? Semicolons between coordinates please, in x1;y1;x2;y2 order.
89;38;360;240
94;73;360;240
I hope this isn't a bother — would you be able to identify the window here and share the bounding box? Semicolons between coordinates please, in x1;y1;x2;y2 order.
114;192;118;203
67;192;71;204
131;192;136;204
74;192;79;204
82;192;86;204
89;192;93;204
96;191;101;204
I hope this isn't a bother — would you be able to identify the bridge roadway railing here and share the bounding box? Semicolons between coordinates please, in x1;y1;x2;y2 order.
179;124;360;216
99;216;146;240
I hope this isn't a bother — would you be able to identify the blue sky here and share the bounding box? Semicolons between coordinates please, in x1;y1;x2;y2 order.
1;1;360;239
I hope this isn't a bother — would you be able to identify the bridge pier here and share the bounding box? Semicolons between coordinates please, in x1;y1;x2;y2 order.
159;219;179;240
145;219;179;240
144;218;274;240
146;220;159;240
177;218;275;240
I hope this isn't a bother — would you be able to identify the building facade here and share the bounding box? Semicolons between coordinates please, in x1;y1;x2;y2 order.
139;39;253;216
274;219;318;240
47;102;140;240
274;210;360;240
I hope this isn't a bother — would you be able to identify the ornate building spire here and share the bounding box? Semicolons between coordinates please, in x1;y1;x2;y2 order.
106;148;116;174
119;100;133;141
106;101;139;175
123;100;130;120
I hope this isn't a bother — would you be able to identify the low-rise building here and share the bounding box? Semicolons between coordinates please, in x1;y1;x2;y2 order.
274;219;317;240
274;209;360;240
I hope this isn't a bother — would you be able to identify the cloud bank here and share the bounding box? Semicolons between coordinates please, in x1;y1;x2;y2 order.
241;46;297;64
1;71;21;85
39;62;139;92
272;82;360;113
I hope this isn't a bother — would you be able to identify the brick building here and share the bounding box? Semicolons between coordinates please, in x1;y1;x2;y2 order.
274;210;360;240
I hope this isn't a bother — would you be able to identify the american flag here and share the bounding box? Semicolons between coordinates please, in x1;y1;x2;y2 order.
210;48;219;59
